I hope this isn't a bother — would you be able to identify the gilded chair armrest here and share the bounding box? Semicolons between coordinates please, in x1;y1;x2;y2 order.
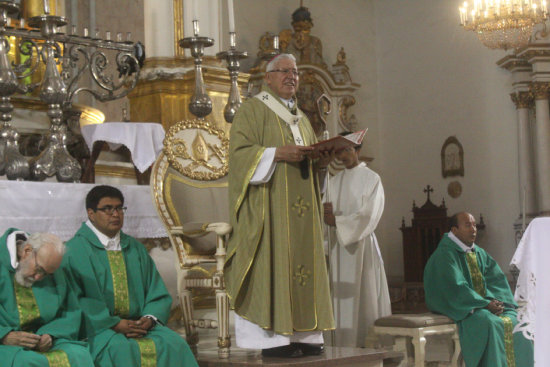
170;222;232;237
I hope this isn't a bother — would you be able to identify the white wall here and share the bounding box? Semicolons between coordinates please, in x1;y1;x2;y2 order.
374;0;519;278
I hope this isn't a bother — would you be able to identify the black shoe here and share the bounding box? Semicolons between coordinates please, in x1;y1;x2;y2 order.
261;344;303;358
294;343;324;356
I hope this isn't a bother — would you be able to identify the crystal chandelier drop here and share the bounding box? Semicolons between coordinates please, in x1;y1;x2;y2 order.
459;0;548;50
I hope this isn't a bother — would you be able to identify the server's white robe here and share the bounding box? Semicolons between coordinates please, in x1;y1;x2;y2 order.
324;162;391;347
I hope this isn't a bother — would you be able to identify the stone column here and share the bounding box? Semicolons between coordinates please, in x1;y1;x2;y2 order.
510;91;537;217
531;82;550;215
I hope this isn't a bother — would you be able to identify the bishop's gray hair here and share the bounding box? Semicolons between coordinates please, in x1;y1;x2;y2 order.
25;233;66;256
266;53;297;73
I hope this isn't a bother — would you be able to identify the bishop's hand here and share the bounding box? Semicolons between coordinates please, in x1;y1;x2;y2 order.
486;299;504;315
37;334;53;352
112;319;148;338
275;145;314;163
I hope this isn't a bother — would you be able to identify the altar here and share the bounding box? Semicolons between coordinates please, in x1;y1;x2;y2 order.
0;180;166;240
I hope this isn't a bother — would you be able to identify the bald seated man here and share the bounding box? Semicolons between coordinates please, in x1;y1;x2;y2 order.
424;212;533;367
0;229;93;367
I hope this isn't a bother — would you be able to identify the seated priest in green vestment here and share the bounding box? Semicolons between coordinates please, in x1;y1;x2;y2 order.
0;229;94;367
61;185;198;367
424;212;534;367
224;53;335;358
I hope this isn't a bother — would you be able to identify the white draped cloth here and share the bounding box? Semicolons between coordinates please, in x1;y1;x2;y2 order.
323;162;391;347
0;180;167;240
81;122;165;173
510;217;550;367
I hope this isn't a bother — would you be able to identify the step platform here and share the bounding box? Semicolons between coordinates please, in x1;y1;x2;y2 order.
197;346;401;367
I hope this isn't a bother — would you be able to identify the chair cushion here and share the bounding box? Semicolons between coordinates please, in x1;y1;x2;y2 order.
374;313;454;328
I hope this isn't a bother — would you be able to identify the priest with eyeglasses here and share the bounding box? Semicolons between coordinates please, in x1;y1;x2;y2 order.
0;230;94;367
61;185;198;367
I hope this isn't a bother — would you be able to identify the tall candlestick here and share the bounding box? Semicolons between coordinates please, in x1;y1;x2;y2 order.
193;0;199;21
228;0;235;33
229;31;236;48
273;35;279;50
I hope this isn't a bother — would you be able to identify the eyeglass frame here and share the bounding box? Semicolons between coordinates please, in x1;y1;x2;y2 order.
33;251;54;277
267;68;299;76
94;205;127;216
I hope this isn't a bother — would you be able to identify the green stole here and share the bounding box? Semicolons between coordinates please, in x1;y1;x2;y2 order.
12;280;70;367
106;251;157;367
466;252;516;367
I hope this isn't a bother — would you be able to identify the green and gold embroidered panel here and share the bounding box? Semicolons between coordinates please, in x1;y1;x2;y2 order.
13;279;41;331
500;315;516;367
466;252;486;297
106;251;130;318
136;337;157;367
41;349;70;367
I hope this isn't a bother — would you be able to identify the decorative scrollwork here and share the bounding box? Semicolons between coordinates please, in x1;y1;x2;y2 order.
165;119;229;181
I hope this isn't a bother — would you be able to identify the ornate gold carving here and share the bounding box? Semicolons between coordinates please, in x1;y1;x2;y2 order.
510;91;534;109
338;95;357;131
530;82;550;100
218;336;232;348
173;0;185;57
336;47;347;65
164;119;229;180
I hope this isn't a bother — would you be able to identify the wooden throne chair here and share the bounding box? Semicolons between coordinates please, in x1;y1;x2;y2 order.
150;119;232;358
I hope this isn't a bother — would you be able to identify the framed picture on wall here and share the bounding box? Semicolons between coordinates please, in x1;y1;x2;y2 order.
441;136;464;178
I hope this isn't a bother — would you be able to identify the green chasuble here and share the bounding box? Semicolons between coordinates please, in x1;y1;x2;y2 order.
224;85;335;335
0;228;93;367
424;233;533;367
62;223;198;367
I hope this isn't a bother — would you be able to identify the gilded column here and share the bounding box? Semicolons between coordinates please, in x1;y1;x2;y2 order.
510;91;537;217
531;82;550;215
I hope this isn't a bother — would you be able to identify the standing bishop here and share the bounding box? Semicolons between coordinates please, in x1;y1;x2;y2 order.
225;53;335;357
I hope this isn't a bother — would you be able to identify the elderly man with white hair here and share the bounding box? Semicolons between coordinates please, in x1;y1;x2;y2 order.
225;53;335;357
0;228;93;367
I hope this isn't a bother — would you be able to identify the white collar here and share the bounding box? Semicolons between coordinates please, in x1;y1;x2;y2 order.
448;231;477;253
280;97;295;109
86;220;121;251
6;231;28;269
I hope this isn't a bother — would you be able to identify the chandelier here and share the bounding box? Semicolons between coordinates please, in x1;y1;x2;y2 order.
459;0;548;50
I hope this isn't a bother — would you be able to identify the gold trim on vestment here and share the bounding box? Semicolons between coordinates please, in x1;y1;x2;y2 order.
135;337;157;367
107;251;130;318
41;349;70;367
466;252;486;297
232;147;265;217
500;315;516;367
227;185;267;325
13;278;41;331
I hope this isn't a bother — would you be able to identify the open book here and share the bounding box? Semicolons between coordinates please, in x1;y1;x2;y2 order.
309;129;367;155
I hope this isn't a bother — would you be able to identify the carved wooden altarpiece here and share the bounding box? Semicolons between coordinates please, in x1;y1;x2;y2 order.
247;6;360;141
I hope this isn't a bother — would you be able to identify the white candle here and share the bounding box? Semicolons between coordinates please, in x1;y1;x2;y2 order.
228;0;235;33
193;0;199;21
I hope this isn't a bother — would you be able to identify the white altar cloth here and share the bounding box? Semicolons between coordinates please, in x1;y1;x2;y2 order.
510;217;550;367
81;122;165;173
0;180;167;240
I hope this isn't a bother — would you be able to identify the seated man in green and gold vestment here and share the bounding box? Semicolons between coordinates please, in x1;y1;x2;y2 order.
424;212;533;367
0;229;94;367
61;185;198;367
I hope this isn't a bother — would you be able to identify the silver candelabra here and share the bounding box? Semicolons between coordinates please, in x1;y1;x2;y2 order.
216;32;247;123
179;20;213;119
0;0;142;182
